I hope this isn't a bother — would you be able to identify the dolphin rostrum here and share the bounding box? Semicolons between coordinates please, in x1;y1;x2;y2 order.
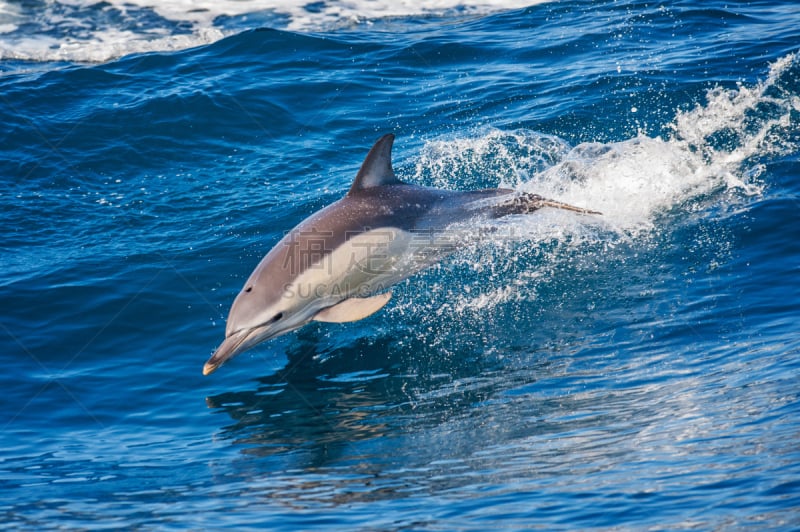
203;134;599;375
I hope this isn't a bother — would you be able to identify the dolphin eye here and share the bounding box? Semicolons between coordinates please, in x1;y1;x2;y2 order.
272;312;283;322
244;286;253;293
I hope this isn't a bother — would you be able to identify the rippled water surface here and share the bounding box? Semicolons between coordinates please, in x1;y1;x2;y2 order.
2;1;799;529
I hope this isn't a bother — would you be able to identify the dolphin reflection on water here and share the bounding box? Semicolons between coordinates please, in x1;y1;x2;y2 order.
204;134;599;375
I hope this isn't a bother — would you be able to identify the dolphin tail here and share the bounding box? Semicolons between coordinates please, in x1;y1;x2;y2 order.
492;192;601;217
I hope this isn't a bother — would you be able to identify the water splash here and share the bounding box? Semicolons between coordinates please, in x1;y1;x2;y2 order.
398;53;799;321
414;53;798;241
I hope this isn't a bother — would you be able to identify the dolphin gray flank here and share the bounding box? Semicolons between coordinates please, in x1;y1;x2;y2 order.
203;133;599;375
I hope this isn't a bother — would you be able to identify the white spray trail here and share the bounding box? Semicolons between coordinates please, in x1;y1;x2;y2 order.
403;53;799;314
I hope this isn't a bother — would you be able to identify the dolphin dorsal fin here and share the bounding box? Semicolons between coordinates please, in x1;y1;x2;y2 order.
347;134;402;195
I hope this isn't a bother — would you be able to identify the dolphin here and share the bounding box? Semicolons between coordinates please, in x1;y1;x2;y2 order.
203;134;598;375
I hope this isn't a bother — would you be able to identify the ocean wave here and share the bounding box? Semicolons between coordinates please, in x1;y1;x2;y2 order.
0;0;542;63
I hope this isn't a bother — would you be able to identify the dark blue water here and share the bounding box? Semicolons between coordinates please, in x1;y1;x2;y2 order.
2;1;800;529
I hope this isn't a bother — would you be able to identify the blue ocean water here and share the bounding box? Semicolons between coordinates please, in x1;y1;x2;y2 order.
2;0;800;529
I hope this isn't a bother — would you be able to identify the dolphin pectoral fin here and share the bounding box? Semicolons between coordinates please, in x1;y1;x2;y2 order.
492;193;601;217
313;292;393;323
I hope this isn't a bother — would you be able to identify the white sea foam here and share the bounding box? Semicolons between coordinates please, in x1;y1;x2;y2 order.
401;53;798;313
415;53;798;242
0;0;541;63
